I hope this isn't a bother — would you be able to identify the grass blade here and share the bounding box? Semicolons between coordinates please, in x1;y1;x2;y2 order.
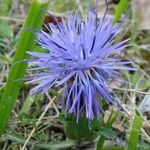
4;133;76;150
0;0;49;135
114;0;129;23
128;115;143;150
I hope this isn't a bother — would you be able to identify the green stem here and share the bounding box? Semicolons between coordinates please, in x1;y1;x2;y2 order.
96;136;105;149
128;115;143;150
96;111;117;150
0;0;49;136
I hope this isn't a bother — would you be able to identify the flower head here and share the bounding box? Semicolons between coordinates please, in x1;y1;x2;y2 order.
26;8;133;121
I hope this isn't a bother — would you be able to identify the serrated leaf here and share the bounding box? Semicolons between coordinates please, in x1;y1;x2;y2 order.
97;128;116;139
18;113;36;125
76;117;90;138
18;96;35;116
64;121;78;140
60;114;103;141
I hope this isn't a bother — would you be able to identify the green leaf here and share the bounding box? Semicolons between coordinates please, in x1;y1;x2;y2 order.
143;80;150;89
62;114;114;141
18;96;35;116
1;55;11;64
131;72;141;85
128;115;143;150
0;22;13;37
4;133;76;150
76;117;91;139
64;120;79;140
0;0;50;136
0;88;4;99
97;128;116;139
18;113;36;125
60;114;102;141
114;0;129;23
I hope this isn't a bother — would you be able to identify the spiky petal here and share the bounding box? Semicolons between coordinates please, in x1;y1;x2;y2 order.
26;9;134;121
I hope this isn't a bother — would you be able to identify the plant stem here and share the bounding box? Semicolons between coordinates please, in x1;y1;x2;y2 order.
96;111;117;150
0;0;49;136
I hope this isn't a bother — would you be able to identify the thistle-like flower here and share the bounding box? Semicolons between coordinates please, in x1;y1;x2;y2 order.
26;8;134;121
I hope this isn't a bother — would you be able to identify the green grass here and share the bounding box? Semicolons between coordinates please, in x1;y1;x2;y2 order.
128;115;143;150
114;0;129;22
0;0;50;136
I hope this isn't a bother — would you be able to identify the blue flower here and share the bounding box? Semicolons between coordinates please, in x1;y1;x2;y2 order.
26;8;134;121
